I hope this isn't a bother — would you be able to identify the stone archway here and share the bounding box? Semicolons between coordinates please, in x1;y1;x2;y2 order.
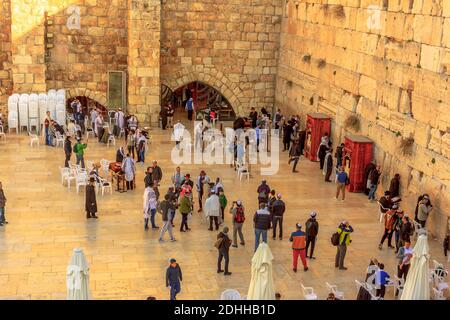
161;66;245;116
66;88;107;107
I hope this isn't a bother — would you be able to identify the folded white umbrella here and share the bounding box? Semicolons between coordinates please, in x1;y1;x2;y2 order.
67;248;90;300
400;234;430;300
247;242;275;300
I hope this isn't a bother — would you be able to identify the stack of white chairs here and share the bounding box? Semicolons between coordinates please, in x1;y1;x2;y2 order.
393;275;404;298
7;94;19;133
38;93;48;133
325;282;345;300
56;89;66;126
47;90;57;120
18;94;29;132
431;260;449;293
28;93;40;133
301;283;318;300
355;280;380;300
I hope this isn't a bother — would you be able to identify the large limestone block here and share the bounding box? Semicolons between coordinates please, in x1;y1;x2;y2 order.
443;18;450;48
444;1;450;17
414;121;431;148
412;145;435;177
376;83;401;111
429;128;444;154
413;15;443;47
356;97;378;122
441;133;450;158
359;75;377;101
420;44;444;73
411;94;438;127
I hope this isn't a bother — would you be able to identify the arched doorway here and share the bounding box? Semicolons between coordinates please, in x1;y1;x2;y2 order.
161;81;236;121
66;96;108;117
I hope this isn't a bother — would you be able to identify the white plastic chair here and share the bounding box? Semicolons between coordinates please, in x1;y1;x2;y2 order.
99;177;112;196
86;160;94;173
38;93;48;131
75;171;88;194
118;127;125;139
55;131;64;148
220;289;242;300
432;288;446;300
325;282;344;300
239;166;250;181
29;132;39;147
107;133;116;147
301;283;318;300
8;94;19;114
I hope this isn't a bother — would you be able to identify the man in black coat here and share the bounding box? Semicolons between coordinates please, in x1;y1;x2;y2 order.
64;136;72;168
249;108;258;128
318;143;328;170
152;160;163;185
85;178;98;219
288;140;302;173
216;226;232;276
305;211;319;259
271;194;286;240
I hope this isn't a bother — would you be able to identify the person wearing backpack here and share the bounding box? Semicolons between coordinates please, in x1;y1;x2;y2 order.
334;221;353;270
74;138;87;169
256;180;271;205
253;203;271;252
216;226;232;276
289;223;308;272
230;200;245;248
305;211;319;259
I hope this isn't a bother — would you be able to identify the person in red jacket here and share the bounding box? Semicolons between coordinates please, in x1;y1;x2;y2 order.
289;223;308;272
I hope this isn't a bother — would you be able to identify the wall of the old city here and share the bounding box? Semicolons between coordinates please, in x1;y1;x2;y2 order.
276;0;450;239
160;0;283;116
0;0;13;116
46;0;128;106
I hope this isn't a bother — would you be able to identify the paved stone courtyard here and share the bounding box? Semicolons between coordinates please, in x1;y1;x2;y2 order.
0;118;448;300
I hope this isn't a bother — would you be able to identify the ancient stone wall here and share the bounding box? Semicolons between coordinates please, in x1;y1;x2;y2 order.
10;0;48;94
46;0;128;106
0;0;13;115
127;0;161;125
160;0;283;115
276;0;450;239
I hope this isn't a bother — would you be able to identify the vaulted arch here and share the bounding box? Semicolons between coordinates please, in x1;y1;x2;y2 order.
161;66;245;116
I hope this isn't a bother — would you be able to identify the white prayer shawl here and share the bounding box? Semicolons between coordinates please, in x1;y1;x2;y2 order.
173;123;185;142
204;194;221;218
95;116;103;136
121;156;135;182
115;111;125;129
143;187;157;218
323;152;332;176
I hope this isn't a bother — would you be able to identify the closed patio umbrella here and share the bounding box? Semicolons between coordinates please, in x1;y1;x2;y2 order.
247;242;275;300
400;234;430;300
67;248;90;300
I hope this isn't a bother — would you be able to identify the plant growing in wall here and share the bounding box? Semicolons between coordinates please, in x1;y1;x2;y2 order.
317;59;326;69
399;137;414;156
302;54;311;63
333;5;345;19
344;115;360;131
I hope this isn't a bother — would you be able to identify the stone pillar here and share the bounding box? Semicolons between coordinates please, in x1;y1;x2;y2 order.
10;0;47;93
127;0;161;126
0;0;13;114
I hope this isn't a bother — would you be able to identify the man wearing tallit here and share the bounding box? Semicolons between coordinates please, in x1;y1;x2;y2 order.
121;153;136;190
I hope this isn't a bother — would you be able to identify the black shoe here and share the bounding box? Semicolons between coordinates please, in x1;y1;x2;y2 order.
208;228;213;231
304;267;309;271
197;209;202;212
310;256;316;259
171;224;175;227
293;170;298;173
388;245;395;249
272;237;276;240
279;237;282;240
186;228;191;231
145;226;149;230
232;244;238;248
224;272;232;276
217;270;224;273
0;223;3;226
339;267;348;270
152;226;159;229
240;242;245;246
3;221;8;224
180;230;186;232
86;216;91;219
293;268;297;273
92;215;98;219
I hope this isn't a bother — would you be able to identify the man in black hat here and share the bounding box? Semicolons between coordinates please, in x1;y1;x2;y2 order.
216;226;232;276
85;177;98;219
166;258;182;300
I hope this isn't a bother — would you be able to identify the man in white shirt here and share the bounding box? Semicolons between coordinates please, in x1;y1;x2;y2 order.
115;108;125;130
397;240;413;280
90;108;98;136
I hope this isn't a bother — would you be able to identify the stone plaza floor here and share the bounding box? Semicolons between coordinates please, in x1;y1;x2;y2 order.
0;117;448;300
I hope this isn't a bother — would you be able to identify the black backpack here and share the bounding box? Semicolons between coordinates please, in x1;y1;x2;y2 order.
331;231;340;246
